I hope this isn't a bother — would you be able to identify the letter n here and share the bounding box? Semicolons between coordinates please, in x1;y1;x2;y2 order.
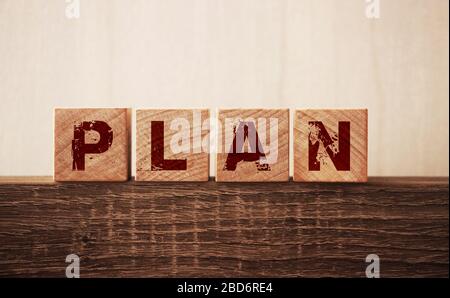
308;121;350;171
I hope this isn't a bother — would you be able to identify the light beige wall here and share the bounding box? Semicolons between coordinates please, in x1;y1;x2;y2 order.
0;0;448;177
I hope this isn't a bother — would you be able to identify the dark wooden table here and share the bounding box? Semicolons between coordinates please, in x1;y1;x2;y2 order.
0;177;448;277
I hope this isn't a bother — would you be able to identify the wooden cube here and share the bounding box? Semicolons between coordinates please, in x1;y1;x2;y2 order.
216;109;289;182
136;109;210;181
54;108;131;181
293;109;368;182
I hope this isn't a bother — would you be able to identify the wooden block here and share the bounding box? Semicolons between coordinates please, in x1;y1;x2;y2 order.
54;108;130;181
136;109;210;181
293;109;368;182
216;109;289;182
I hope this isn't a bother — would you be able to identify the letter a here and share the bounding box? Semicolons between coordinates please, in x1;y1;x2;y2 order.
224;121;270;171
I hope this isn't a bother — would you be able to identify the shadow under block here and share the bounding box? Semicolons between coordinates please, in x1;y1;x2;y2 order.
136;109;210;181
294;109;368;182
216;109;289;182
54;108;130;181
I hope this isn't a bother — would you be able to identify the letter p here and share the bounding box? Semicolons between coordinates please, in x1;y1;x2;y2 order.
72;121;113;171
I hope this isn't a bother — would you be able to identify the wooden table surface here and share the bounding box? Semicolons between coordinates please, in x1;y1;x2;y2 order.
0;177;448;278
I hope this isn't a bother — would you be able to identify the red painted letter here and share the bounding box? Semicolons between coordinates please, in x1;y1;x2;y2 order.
72;121;113;171
151;121;187;171
308;121;350;171
224;121;270;171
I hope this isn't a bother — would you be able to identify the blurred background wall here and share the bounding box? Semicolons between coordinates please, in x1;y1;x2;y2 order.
0;0;448;177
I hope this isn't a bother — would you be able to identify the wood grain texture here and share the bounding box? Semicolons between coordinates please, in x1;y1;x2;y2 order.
54;108;131;182
216;109;289;182
294;109;368;182
136;109;209;181
0;177;447;277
